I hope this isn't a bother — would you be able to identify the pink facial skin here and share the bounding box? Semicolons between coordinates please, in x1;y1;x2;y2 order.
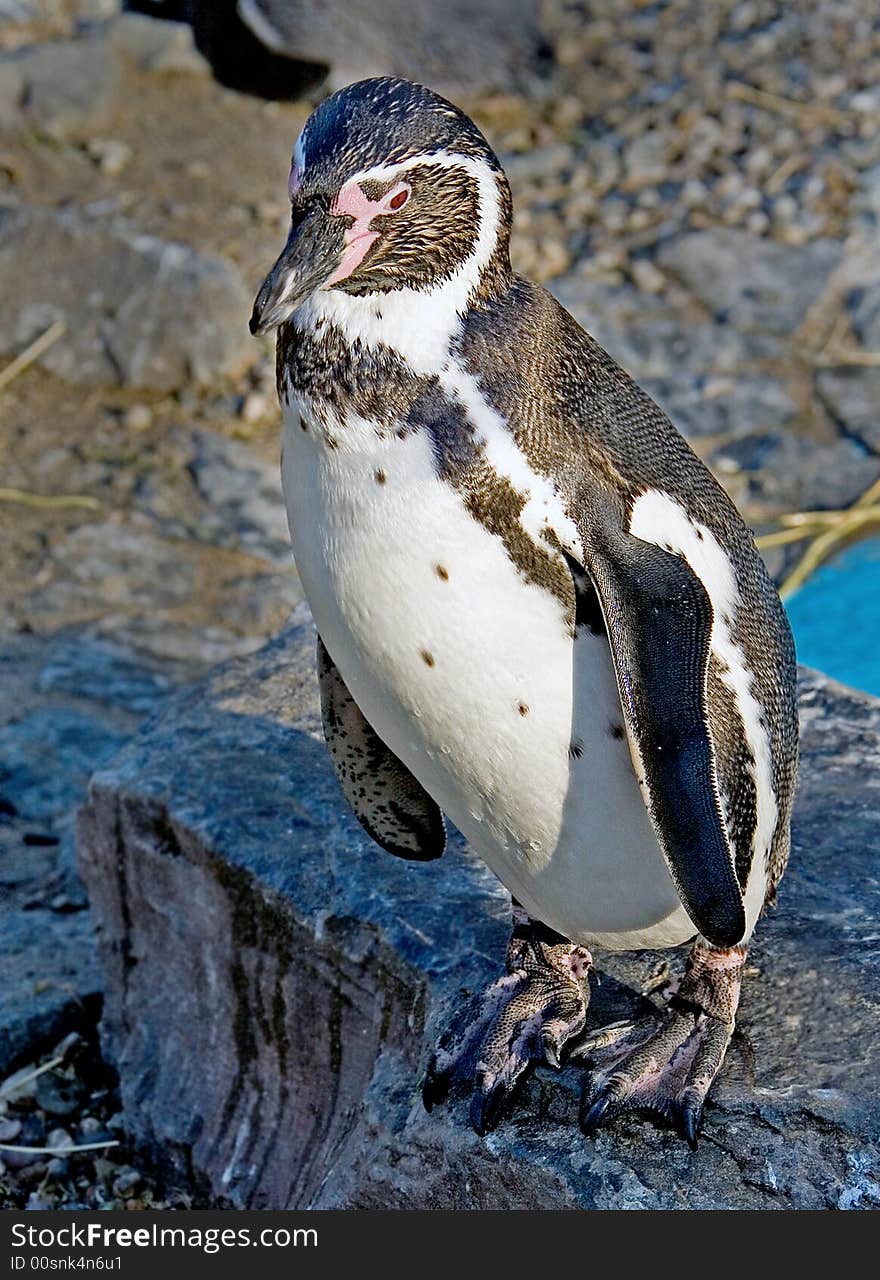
324;178;411;287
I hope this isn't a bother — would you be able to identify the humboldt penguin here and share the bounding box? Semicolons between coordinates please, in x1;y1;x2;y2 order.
250;77;799;1145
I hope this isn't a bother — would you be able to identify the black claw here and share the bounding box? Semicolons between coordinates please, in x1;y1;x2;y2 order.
580;1091;613;1136
681;1098;701;1150
421;1062;450;1113
470;1082;506;1137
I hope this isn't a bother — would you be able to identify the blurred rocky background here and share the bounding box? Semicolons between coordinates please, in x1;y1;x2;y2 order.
1;0;879;1208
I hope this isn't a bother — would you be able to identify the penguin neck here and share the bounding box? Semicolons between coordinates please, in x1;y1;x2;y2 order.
290;249;512;377
276;244;517;458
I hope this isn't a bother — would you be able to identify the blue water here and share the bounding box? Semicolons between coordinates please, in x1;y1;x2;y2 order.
784;536;880;697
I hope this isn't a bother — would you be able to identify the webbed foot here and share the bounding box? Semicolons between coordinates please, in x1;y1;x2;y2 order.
573;942;746;1147
422;911;592;1135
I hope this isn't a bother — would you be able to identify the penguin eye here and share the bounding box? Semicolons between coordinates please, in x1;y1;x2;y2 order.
388;187;410;211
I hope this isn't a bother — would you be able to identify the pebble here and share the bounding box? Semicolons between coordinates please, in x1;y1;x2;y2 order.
631;259;666;294
681;179;709;208
241;391;270;424
112;1169;141;1196
123;403;153;432
623;131;670;190
534;235;571;280
0;1117;22;1142
503;144;572;185
87;138;132;177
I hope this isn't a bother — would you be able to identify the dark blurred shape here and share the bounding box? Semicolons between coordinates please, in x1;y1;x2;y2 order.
124;0;327;98
173;0;547;99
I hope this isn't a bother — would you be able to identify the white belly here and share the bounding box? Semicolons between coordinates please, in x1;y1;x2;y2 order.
282;408;694;949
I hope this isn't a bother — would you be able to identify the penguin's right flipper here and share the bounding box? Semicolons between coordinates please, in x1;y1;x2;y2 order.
582;529;746;948
317;634;446;861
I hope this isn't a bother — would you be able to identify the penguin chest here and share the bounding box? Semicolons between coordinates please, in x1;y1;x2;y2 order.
281;407;693;950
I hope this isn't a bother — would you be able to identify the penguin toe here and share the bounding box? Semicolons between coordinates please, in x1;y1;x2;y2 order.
572;1005;733;1146
421;966;589;1135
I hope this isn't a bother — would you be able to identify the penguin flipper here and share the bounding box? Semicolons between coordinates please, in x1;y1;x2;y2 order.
581;530;746;947
317;635;446;861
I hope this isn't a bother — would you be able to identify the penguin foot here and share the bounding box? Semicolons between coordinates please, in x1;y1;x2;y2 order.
572;941;747;1146
422;913;592;1136
572;1004;731;1146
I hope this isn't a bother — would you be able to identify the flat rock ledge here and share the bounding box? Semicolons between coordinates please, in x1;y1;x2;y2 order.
77;609;880;1209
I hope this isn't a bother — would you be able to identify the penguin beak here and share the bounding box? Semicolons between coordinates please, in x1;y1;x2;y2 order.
249;203;345;336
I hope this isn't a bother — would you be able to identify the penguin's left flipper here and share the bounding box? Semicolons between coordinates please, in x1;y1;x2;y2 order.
573;940;747;1147
584;527;746;949
317;635;446;861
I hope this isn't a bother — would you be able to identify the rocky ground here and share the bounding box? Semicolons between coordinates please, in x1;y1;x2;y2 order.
1;0;879;1208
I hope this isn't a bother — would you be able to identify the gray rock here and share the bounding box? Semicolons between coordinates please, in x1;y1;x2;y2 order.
550;276;764;378
855;163;880;220
848;275;880;349
110;13;210;75
78;611;880;1209
621;130;670;189
0;62;26;132
24;520;209;620
35;635;175;718
23;515;301;668
0;905;100;1076
0;808;99;1079
817;279;880;452
817;366;880;453
0;205;253;391
642;373;796;442
712;431;880;514
0;34;118;139
549;275;794;439
657;229;843;335
501;146;573;187
0;625;196;1077
185;429;293;568
233;0;546;95
0;709;129;824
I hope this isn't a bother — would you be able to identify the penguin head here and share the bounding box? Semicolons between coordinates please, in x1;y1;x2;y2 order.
250;78;513;335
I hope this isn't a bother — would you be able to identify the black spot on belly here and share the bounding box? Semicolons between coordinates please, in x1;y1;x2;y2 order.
421;649;435;667
569;740;584;759
435;564;449;580
375;469;387;484
518;702;530;717
609;723;625;740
